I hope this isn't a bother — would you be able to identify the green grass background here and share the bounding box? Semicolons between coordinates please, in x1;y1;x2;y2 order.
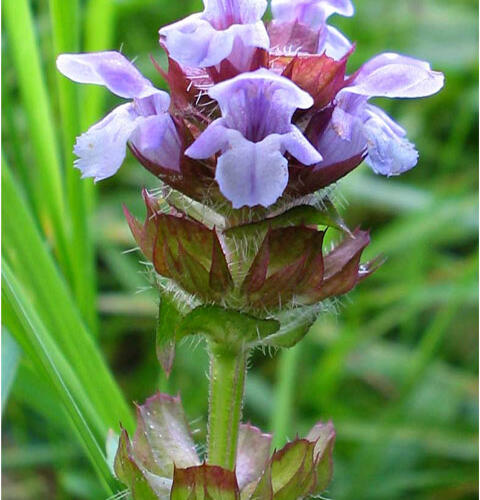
2;0;478;498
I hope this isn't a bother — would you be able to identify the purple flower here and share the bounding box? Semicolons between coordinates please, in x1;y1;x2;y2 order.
315;53;445;176
56;51;181;181
271;0;354;59
159;0;269;70
185;68;322;208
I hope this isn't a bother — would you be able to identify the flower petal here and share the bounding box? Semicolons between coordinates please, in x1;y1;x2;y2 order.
56;51;157;99
160;13;269;68
215;133;289;208
315;112;366;167
204;0;267;24
282;126;323;165
185;119;229;159
343;52;445;99
160;15;235;68
208;68;313;141
363;107;419;176
73;103;139;181
320;25;352;59
272;0;354;28
130;114;182;172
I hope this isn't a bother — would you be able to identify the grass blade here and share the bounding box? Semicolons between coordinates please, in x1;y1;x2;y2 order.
2;162;134;434
48;0;98;332
2;261;116;495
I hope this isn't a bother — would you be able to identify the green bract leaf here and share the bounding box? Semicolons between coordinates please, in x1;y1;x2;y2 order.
133;394;200;476
171;464;240;500
237;424;272;490
177;306;280;349
114;429;159;500
226;203;350;238
244;421;336;499
307;422;336;493
156;293;184;376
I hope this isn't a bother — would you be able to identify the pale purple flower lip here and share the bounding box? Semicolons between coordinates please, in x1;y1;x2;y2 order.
186;68;322;208
56;51;181;181
315;52;445;176
159;0;269;69
271;0;354;28
271;0;354;59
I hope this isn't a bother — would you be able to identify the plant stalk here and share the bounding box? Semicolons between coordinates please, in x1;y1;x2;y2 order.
207;342;247;470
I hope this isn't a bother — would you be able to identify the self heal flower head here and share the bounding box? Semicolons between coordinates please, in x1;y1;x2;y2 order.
314;53;445;177
185;68;322;208
159;0;269;70
56;51;181;181
270;0;354;59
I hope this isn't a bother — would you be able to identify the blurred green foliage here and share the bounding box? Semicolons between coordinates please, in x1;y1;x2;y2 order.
2;0;478;499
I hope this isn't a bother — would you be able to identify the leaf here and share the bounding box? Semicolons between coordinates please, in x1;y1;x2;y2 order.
171;464;240;500
177;306;280;348
306;422;336;493
236;424;272;490
1;328;21;412
114;429;159;500
2;261;116;495
226;204;350;238
2;165;134;435
156;293;184;376
133;393;200;476
270;440;316;499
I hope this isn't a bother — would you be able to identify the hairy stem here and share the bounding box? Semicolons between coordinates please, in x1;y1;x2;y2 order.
207;342;247;470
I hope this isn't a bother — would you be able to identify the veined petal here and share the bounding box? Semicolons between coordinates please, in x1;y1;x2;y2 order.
208;68;313;141
363;107;418;176
56;51;157;99
282;126;323;165
130;114;182;172
215;132;289;208
73;103;140;181
160;15;236;68
204;0;268;25
272;0;354;28
342;52;445;99
159;6;269;69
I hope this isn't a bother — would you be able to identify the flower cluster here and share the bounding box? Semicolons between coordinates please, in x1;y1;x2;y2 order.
56;0;443;355
57;0;443;209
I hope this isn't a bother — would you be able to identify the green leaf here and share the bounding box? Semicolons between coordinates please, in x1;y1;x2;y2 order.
226;203;350;238
156;293;184;376
133;393;200;476
270;440;316;499
114;430;159;500
2;164;134;433
1;328;21;412
306;422;336;493
3;0;71;280
2;261;115;495
177;306;280;349
171;464;240;500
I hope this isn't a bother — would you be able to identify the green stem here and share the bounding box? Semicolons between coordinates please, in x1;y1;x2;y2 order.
271;343;302;450
207;343;247;470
